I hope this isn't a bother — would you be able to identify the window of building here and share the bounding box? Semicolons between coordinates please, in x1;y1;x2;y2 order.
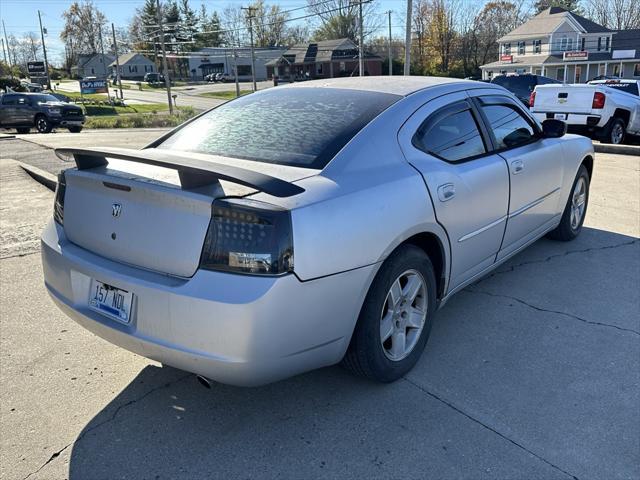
580;37;586;51
613;64;620;76
503;43;511;55
316;63;323;75
598;36;610;51
556;67;565;81
128;65;138;73
236;65;252;76
634;64;640;77
414;105;486;162
605;36;610;51
479;103;536;150
534;40;541;54
535;68;542;75
574;66;582;83
518;41;525;55
567;37;573;51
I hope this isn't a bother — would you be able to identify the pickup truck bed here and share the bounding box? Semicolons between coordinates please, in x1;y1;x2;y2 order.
530;80;640;144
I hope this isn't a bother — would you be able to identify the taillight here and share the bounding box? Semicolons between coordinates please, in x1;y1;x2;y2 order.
592;92;606;109
53;171;66;225
529;91;536;107
199;198;293;275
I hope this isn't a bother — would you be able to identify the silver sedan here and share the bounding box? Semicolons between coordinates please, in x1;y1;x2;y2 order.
42;77;594;386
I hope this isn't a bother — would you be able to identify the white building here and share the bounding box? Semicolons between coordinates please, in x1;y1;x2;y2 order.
109;53;156;80
481;7;640;83
186;47;287;81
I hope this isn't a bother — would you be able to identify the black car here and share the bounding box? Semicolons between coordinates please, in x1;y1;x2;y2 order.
144;72;165;84
491;74;561;107
0;92;85;133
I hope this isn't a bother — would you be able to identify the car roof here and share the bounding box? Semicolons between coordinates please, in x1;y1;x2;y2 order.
283;76;490;96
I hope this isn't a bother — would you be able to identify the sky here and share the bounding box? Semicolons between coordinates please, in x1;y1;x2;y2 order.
0;0;411;64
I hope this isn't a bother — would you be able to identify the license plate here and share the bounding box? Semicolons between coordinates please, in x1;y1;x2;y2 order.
554;113;567;120
89;279;133;323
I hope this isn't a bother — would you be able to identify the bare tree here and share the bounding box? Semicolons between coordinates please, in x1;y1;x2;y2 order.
584;0;640;29
307;0;381;42
60;1;108;56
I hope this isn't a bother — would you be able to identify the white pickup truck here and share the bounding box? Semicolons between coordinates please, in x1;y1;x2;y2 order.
530;79;640;144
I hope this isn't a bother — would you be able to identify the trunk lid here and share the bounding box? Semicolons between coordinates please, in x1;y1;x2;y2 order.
533;84;598;114
60;148;314;277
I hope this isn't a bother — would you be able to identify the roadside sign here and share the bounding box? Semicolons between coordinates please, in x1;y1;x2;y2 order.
79;79;108;94
563;51;589;61
500;54;513;63
27;61;46;75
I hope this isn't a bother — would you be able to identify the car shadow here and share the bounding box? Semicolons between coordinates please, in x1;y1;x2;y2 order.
67;227;639;480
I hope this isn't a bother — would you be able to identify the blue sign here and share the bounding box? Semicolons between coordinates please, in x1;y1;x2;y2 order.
80;79;108;94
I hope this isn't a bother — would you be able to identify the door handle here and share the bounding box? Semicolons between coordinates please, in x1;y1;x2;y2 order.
511;159;524;174
437;183;455;202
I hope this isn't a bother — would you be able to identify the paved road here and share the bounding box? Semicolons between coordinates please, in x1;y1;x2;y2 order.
56;79;273;111
0;143;638;479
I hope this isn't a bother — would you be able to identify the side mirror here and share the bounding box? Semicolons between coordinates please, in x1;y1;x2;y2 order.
542;119;567;138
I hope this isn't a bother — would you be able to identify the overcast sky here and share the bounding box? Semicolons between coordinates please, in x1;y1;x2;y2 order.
1;0;411;64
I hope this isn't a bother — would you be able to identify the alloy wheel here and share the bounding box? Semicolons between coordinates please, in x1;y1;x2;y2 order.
570;176;586;230
611;123;624;144
380;269;428;361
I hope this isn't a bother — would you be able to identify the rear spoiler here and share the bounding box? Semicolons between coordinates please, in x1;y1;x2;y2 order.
54;147;305;198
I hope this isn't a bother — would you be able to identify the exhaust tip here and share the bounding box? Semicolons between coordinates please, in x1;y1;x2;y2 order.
196;375;212;389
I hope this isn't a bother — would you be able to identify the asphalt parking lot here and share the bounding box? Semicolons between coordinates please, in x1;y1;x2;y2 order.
1;134;638;480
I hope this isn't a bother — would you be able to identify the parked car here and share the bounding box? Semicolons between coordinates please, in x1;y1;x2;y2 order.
491;74;561;107
530;79;640;144
144;72;165;84
218;72;236;83
42;77;594;386
20;80;43;92
205;73;222;83
0;92;85;133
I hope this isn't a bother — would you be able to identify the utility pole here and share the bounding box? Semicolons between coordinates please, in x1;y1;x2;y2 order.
97;26;112;102
111;23;123;99
232;47;240;97
358;0;364;76
2;21;13;79
157;0;174;114
387;10;393;76
404;0;412;76
38;10;51;89
242;6;257;92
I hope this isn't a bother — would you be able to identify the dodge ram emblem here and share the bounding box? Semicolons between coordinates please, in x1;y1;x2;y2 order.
112;203;122;218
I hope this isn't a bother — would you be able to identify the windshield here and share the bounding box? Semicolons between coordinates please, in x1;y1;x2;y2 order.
158;87;400;169
31;94;60;104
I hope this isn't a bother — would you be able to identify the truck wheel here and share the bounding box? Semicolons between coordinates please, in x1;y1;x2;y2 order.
342;245;437;382
602;117;626;145
35;115;52;134
68;126;83;133
16;127;30;134
547;164;590;242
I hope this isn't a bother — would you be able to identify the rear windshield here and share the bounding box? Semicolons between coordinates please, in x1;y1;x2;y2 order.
158;87;400;169
491;76;533;93
598;82;639;96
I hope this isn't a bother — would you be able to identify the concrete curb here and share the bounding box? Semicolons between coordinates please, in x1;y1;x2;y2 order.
18;162;57;191
593;143;640;156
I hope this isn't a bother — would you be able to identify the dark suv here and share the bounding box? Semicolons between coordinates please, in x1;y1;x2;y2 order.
0;92;85;133
491;74;561;107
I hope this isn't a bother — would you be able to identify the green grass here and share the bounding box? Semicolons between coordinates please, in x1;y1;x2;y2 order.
198;90;253;100
84;106;196;129
83;103;169;116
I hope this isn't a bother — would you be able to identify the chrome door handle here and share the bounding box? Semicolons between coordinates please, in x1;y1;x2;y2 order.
437;183;455;202
511;159;524;174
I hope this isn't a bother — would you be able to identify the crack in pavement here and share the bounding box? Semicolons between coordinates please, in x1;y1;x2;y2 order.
21;374;192;480
402;377;580;480
474;240;639;285
465;289;640;336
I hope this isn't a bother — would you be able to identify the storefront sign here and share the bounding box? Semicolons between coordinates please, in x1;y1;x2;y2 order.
563;51;589;61
79;79;108;94
500;54;513;63
27;61;46;75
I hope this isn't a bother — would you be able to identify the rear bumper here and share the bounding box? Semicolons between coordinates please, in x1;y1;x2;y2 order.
41;220;376;386
532;112;604;128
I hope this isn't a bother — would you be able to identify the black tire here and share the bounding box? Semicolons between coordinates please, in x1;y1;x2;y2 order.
601;117;626;145
547;164;590;241
342;245;438;382
68;126;83;133
35;115;52;134
16;127;30;134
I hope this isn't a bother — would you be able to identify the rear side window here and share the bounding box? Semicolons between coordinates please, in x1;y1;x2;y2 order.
1;95;16;105
481;104;536;149
414;106;487;162
158;87;400;169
